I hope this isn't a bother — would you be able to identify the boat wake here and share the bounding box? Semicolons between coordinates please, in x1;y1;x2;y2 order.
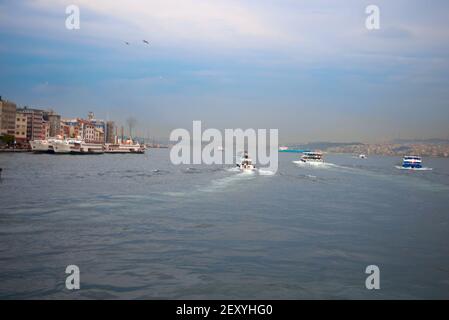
258;169;276;176
293;160;331;168
395;166;433;171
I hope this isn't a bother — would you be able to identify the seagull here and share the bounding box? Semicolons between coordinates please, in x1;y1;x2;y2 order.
142;40;149;45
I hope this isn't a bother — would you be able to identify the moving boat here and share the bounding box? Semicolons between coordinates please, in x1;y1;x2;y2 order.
400;155;422;169
236;152;256;171
299;151;324;164
395;155;432;171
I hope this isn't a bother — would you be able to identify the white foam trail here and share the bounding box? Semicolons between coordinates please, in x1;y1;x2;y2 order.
292;160;332;168
258;169;275;176
395;166;433;171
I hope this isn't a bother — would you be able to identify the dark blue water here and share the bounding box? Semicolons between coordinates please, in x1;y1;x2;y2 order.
0;150;448;299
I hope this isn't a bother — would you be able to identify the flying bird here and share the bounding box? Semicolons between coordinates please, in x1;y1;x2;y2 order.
125;41;130;45
142;40;149;45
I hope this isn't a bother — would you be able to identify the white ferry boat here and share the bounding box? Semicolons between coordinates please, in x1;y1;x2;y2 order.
30;139;52;153
53;139;104;154
29;138;61;153
401;155;422;168
104;140;145;154
299;151;324;164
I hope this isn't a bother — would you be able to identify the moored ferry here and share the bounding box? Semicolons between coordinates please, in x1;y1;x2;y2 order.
29;138;61;153
30;139;52;153
104;139;145;154
53;139;104;154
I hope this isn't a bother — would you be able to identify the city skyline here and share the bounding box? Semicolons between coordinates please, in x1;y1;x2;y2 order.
1;1;449;143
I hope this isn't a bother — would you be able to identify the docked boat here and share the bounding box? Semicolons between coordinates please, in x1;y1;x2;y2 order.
104;140;145;154
53;139;104;154
30;139;52;153
236;152;256;171
299;151;324;164
29;138;61;153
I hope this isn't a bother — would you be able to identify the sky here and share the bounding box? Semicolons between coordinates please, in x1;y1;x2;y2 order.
1;0;449;143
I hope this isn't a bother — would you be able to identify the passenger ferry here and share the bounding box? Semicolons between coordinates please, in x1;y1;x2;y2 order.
30;139;52;153
300;151;324;164
29;138;61;153
53;139;104;154
105;140;145;154
400;155;422;169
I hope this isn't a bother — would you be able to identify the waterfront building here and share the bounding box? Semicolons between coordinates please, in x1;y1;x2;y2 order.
14;112;28;143
94;127;104;143
43;110;61;137
88;112;106;143
0;96;17;136
61;118;81;139
17;107;44;141
79;120;96;143
42;121;50;140
106;121;115;143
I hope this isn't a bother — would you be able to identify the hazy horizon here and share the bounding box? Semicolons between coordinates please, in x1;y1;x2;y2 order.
1;1;449;144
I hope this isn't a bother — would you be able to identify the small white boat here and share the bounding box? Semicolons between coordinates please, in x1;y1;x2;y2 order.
359;154;367;159
236;152;256;172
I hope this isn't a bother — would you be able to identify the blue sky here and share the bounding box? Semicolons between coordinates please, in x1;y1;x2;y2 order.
1;0;449;143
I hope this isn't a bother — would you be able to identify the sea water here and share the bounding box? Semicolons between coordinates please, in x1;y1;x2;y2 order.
0;150;448;299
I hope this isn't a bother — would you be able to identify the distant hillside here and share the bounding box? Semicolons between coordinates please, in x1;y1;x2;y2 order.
391;138;449;145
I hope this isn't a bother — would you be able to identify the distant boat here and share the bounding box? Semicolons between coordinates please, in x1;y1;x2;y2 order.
401;155;422;169
359;154;367;159
395;155;432;171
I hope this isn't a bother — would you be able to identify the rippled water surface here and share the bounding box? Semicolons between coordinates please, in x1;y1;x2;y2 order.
0;150;448;299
